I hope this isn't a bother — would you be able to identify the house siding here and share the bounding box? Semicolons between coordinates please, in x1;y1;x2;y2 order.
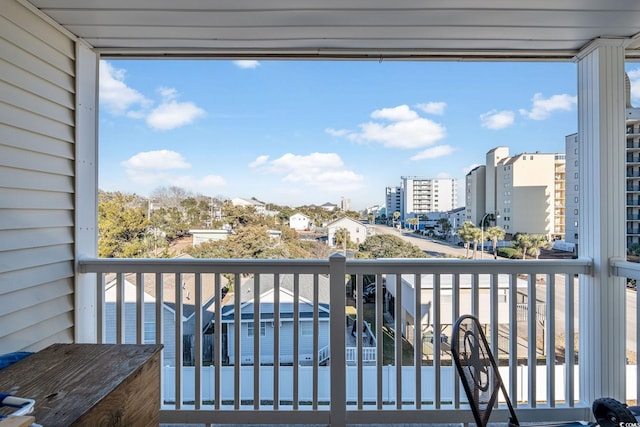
0;1;77;352
227;320;329;364
105;301;177;365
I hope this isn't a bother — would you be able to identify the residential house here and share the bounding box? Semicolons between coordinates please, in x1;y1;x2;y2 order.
190;229;232;245
385;273;527;356
327;217;372;247
231;197;266;215
289;212;312;231
220;274;330;365
321;202;338;212
104;255;224;365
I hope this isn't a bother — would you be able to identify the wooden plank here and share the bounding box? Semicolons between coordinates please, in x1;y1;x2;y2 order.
0;416;35;427
0;344;162;426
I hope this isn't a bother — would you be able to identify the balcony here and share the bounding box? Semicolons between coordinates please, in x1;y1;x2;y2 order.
73;255;640;425
3;2;640;426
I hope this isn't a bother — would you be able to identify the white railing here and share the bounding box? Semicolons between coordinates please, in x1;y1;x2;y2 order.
78;255;596;426
346;347;377;364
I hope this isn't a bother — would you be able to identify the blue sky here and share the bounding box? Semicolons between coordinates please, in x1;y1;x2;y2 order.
99;59;640;210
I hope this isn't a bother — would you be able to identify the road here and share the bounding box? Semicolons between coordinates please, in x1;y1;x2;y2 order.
373;224;470;258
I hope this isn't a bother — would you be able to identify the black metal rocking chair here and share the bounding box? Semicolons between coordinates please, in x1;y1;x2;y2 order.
451;314;599;427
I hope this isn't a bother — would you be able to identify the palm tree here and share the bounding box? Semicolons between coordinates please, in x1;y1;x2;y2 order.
392;211;401;228
514;233;532;259
470;227;482;259
485;226;506;259
407;217;419;231
528;234;550;259
457;221;479;259
437;218;451;238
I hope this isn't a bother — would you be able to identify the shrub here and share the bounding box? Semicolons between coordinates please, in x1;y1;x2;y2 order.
497;247;520;259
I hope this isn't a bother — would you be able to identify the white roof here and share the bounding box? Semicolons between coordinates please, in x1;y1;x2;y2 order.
26;1;640;60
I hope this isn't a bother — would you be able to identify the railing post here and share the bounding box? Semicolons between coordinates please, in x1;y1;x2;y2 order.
576;40;627;403
329;253;347;427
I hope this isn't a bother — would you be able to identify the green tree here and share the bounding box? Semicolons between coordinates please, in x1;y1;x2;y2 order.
334;227;351;251
222;202;263;228
98;193;149;258
406;217;419;231
485;226;506;260
457;221;479;259
357;234;428;259
437;218;452;238
470;227;482;259
514;234;532;259
528;234;550;259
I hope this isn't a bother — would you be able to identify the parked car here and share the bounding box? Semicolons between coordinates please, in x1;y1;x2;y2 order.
362;282;385;303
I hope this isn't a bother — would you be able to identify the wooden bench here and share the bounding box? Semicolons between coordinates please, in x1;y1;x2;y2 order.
0;344;162;426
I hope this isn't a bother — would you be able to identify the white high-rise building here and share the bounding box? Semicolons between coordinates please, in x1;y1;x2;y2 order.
400;177;457;224
385;186;402;223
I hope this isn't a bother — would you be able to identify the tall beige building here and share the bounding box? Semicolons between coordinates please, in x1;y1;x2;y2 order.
467;147;565;239
464;165;486;225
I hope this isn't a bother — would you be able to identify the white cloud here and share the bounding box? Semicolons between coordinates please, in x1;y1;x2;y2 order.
345;105;446;149
146;100;205;131
259;152;365;191
519;93;576;120
249;155;270;168
99;61;150;115
100;61;205;131
410;145;454;160
416;102;446;115
628;69;640;105
480;110;515;130
121;150;225;191
371;105;419;121
233;60;260;69
121;150;191;171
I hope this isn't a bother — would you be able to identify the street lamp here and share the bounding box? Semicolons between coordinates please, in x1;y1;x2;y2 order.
480;211;500;259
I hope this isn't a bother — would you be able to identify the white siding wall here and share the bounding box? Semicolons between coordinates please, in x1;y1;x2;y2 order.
0;1;77;352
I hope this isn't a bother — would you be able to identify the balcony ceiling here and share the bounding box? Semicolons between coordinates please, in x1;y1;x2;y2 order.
26;0;640;60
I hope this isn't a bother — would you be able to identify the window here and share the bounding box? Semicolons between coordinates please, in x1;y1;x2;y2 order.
574;233;579;239
248;322;267;337
574;185;579;191
574;221;579;227
575;160;579;166
574;197;579;203
574;172;579;179
575;148;579;154
574;209;579;215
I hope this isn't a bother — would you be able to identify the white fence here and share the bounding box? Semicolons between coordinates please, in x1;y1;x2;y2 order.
162;364;640;405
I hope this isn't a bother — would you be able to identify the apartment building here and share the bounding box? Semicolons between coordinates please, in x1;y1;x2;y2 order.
467;147;565;240
566;119;640;249
385;186;402;222
399;177;458;225
464;165;486;225
496;152;565;239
